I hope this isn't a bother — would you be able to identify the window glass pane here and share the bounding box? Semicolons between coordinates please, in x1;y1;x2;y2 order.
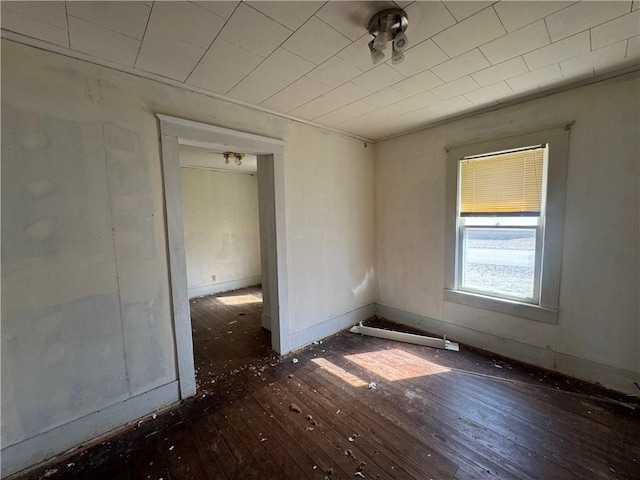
461;227;536;299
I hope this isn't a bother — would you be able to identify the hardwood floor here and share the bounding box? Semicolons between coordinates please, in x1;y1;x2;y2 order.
16;301;640;480
189;285;273;388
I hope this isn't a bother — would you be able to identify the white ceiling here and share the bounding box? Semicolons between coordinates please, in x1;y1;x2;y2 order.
2;1;639;140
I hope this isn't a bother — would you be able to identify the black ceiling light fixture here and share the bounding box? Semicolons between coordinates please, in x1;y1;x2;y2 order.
367;8;409;65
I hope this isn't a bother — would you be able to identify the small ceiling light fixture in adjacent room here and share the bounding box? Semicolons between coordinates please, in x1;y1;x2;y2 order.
223;152;245;166
367;8;408;65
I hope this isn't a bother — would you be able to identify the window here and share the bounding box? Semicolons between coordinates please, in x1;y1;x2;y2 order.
458;145;546;303
444;127;570;324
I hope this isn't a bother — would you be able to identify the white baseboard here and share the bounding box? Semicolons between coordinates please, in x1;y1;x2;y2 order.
375;303;640;396
188;276;261;299
289;303;376;351
2;381;180;478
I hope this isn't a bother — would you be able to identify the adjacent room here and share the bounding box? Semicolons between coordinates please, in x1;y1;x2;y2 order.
1;1;639;479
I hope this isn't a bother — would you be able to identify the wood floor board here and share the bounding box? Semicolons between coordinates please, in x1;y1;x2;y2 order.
261;371;417;480
290;349;530;480
15;290;640;480
274;363;464;480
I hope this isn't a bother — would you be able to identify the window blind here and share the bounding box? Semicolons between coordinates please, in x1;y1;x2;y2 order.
459;146;545;216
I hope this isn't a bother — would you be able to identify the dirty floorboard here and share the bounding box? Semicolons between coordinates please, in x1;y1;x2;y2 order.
18;312;640;480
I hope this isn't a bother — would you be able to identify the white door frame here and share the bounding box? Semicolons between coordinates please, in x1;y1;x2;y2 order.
157;114;289;399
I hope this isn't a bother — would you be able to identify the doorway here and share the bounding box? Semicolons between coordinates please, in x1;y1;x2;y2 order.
178;145;270;387
157;114;290;399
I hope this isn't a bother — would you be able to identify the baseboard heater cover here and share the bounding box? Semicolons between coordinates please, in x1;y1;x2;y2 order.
349;322;459;351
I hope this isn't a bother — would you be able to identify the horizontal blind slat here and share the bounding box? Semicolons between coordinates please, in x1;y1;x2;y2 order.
460;147;544;215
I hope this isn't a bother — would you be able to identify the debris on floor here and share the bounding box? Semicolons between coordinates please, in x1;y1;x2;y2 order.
368;382;377;389
290;403;302;413
354;471;365;478
292;358;299;364
43;469;58;478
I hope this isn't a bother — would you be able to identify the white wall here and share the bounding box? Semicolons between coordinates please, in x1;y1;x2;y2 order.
375;72;640;395
180;162;261;298
0;40;376;476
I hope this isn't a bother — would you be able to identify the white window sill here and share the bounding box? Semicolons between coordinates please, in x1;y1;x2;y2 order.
443;289;559;325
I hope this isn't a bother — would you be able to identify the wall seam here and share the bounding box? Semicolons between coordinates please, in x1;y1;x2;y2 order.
97;77;132;395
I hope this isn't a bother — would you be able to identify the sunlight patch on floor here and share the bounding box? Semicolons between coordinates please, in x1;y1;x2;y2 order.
217;294;260;306
311;358;368;387
345;349;450;381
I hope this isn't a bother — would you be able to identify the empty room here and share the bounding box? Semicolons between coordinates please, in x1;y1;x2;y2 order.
1;1;639;479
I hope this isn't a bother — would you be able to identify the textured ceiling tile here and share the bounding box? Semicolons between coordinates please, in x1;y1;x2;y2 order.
289;82;370;119
388;39;449;76
464;81;513;105
362;87;407;108
480;20;550;65
432;7;506;58
218;3;292;58
430;75;480;100
507;64;563;92
136;2;226;80
261;90;309;113
256;48;316;83
431;49;490;82
186;64;243;94
493;1;575;33
1;1;68;47
396;90;440;111
315;1;397;41
192;1;239;20
392;69;444;96
136;38;206;81
227;71;289;104
627;36;640;59
351;63;406;93
403;1;456;46
144;2;225;50
306;56;363;88
282;76;333;102
247;1;323;30
66;1;151;40
561;40;631;77
68;16;140;66
471;57;530;87
442;1;494;21
282;17;351;65
591;11;640;50
545;1;632;42
523;31;590;72
191;38;263;79
336;34;377;72
396;95;474;124
315;100;379;125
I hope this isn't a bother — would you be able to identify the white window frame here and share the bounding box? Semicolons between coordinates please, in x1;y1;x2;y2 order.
444;126;570;324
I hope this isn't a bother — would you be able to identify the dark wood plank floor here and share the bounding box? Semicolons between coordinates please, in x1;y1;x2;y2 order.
189;285;273;388
16;298;640;480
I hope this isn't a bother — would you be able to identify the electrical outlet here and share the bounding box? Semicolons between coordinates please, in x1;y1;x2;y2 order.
211;275;217;282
